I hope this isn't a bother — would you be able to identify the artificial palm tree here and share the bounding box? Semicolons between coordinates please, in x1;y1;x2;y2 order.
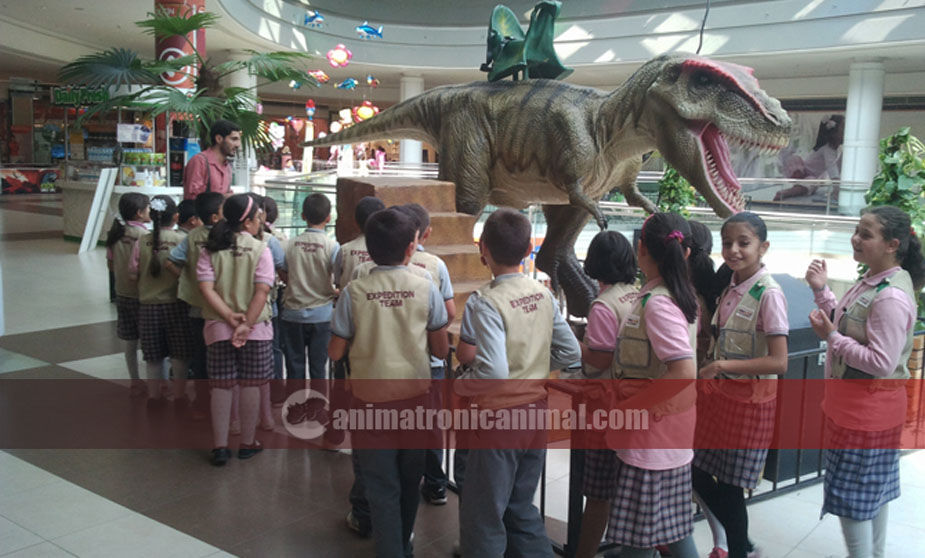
58;8;319;151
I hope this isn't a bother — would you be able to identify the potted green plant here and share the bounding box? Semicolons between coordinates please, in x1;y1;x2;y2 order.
656;164;703;217
58;8;319;151
863;127;925;321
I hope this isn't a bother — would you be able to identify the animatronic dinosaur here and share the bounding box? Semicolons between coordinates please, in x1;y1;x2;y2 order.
303;53;791;316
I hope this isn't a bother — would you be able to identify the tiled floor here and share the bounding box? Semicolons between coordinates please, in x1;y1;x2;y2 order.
1;195;923;557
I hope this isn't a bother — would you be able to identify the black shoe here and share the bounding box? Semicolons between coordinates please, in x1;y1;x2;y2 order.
285;401;308;425
210;447;231;466
238;440;263;460
421;484;447;505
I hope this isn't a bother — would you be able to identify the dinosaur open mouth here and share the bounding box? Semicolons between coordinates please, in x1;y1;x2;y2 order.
696;122;744;214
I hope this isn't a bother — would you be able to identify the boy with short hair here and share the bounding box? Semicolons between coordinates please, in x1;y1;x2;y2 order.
176;199;201;233
166;192;225;419
455;208;581;557
399;203;456;505
329;208;449;558
279;193;339;399
333;196;386;290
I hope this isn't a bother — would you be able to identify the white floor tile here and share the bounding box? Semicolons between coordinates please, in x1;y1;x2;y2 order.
0;453;62;499
58;353;136;383
0;542;75;558
0;348;49;374
0;516;43;556
51;511;220;558
0;480;131;540
0;235;114;336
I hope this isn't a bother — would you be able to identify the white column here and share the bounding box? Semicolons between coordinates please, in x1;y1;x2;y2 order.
399;74;425;165
839;60;884;216
225;50;257;191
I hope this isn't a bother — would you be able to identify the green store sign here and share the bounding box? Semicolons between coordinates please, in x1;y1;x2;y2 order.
52;87;109;106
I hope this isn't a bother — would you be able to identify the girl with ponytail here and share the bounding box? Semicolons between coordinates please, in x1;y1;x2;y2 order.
128;195;193;407
106;192;150;398
198;194;274;466
806;205;923;557
601;213;700;558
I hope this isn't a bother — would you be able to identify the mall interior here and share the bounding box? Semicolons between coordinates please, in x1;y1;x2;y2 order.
1;1;925;557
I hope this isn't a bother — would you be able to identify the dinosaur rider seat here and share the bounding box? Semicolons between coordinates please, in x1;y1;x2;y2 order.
480;1;573;82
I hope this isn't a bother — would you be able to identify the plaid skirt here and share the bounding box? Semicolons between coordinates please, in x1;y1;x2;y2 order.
206;339;273;389
139;301;194;361
822;418;901;521
115;296;140;341
605;459;694;548
583;449;620;500
692;391;776;489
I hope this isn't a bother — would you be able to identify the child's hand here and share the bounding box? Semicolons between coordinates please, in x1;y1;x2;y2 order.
227;312;246;328
805;259;827;291
231;323;251;348
809;309;835;339
699;361;724;380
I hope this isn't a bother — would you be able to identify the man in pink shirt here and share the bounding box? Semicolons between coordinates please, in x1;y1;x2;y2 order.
183;119;242;200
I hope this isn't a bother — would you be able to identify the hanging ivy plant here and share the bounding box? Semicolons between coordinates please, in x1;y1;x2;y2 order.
863;127;925;318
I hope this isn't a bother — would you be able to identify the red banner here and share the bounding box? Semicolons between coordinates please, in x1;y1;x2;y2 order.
2;379;924;450
154;0;206;90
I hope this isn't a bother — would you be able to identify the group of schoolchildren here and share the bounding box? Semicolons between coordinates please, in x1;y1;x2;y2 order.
107;189;923;558
571;208;923;558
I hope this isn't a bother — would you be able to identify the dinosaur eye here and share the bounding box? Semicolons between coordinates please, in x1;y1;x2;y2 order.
692;71;713;87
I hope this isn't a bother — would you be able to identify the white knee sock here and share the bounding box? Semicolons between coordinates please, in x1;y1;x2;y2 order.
695;491;728;550
871;504;888;558
210;388;233;448
259;382;273;426
839;515;873;558
144;359;167;398
239;386;260;445
170;358;189;400
124;340;139;380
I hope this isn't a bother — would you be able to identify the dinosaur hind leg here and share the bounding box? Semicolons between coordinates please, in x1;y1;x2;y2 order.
535;204;598;318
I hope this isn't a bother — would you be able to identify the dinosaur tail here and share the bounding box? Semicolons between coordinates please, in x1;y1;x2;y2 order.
300;86;451;148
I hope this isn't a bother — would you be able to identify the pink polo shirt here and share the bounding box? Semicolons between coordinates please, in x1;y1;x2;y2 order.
815;266;916;430
183;149;232;200
196;235;274;345
617;279;696;471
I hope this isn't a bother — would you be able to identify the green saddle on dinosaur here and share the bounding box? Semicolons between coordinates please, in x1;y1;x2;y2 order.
480;1;573;82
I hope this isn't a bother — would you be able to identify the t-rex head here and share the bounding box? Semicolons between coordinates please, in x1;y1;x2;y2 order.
641;54;791;217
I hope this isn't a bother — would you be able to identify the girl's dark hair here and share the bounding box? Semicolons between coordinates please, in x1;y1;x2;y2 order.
721;211;767;242
640;213;698;323
863;206;925;291
105;193;149;248
813;114;844;151
687;220;720;314
148;196;178;278
263;196;279;225
207;194;260;252
583;230;636;285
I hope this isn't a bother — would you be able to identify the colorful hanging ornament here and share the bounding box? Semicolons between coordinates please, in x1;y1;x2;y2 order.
352;100;379;122
303;10;324;27
327;44;352;68
329;121;343;134
355;21;383;39
304;99;316;120
308;70;330;84
366;75;380;88
335;78;359;90
288;80;302;90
